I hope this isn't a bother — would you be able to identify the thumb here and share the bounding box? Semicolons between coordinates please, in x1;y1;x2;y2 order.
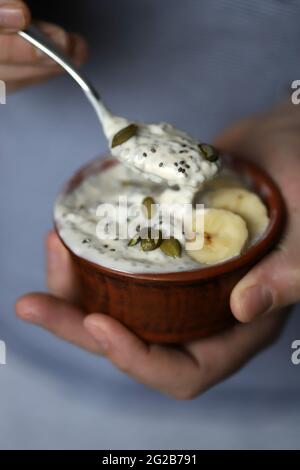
230;233;300;322
0;1;31;33
214;117;257;156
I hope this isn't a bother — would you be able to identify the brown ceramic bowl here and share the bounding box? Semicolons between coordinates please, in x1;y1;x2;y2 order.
55;155;285;344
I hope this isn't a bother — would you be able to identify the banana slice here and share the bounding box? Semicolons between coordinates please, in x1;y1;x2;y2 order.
205;188;269;239
185;208;248;265
203;172;242;191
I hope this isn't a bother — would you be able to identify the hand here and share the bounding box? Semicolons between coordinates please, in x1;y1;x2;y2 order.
15;231;285;399
16;100;298;399
215;100;300;322
0;0;88;92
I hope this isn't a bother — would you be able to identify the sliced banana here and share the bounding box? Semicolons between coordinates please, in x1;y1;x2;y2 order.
185;208;248;265
203;171;243;191
205;188;269;239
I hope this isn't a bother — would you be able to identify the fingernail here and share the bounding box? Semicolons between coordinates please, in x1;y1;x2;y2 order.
36;28;68;62
47;246;61;271
0;5;25;30
18;308;40;323
85;321;109;353
73;36;88;64
238;284;273;321
52;30;68;50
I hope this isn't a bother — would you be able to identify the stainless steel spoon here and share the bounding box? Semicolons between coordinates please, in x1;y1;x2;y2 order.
18;25;113;132
18;25;216;190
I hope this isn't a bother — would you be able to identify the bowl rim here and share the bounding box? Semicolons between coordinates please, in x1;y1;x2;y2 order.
54;154;286;284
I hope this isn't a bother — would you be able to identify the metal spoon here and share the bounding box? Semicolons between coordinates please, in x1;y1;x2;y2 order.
18;25;113;133
18;25;168;183
18;25;218;190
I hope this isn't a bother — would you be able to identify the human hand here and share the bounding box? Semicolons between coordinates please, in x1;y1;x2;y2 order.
16;100;299;399
15;231;285;399
0;0;88;92
215;100;300;322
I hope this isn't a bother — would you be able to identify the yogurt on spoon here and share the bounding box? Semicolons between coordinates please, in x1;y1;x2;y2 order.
101;113;220;188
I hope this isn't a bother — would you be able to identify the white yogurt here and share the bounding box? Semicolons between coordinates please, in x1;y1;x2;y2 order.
102;114;220;188
55;109;255;274
55;163;202;273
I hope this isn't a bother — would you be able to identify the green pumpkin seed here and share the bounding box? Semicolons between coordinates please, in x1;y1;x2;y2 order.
111;124;138;148
128;234;141;247
198;143;219;162
160;237;182;258
141;238;157;251
140;228;162;252
142;196;155;219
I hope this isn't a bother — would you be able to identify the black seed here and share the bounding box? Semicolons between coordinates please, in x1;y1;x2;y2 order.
143;152;147;157
104;244;108;248
185;164;190;169
159;162;163;167
181;168;186;173
82;238;91;244
178;168;182;172
151;147;156;153
110;248;116;252
174;162;178;167
181;144;187;147
180;160;185;164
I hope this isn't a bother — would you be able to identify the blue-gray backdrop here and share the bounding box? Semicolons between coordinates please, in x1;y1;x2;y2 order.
0;0;300;450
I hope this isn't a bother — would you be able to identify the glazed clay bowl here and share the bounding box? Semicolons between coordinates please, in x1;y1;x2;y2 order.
55;155;285;344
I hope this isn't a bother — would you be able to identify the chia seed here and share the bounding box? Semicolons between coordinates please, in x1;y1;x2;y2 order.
143;152;147;157
159;162;163;167
151;147;156;153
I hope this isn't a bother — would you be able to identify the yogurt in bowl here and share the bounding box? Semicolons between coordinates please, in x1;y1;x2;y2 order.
54;154;285;343
55;160;269;274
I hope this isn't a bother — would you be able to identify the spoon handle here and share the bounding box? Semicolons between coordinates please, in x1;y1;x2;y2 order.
18;25;110;124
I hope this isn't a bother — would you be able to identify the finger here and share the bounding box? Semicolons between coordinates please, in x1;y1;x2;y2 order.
2;63;63;87
213;117;257;155
0;0;30;33
6;70;62;91
0;22;88;64
1;32;88;87
15;293;101;354
185;310;285;393
84;314;201;399
46;231;79;303
230;232;300;322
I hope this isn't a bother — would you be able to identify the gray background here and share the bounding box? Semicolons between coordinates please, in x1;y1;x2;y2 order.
0;0;300;449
